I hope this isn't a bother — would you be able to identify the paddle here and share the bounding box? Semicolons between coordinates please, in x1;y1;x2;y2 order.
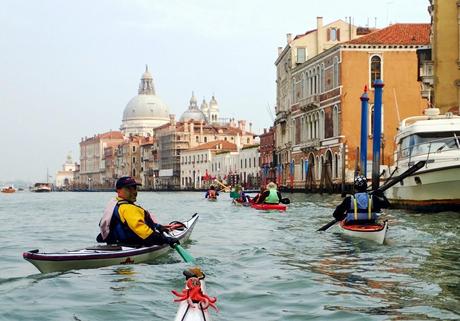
172;244;196;264
280;198;290;204
317;160;426;232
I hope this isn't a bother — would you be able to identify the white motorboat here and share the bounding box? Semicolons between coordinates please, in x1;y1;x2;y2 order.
386;108;460;211
32;183;52;192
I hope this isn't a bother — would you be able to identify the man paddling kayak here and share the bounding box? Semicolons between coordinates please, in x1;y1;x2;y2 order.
256;182;282;204
96;176;178;246
333;175;390;224
205;185;219;199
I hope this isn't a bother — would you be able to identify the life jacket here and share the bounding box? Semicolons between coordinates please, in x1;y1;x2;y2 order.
265;189;280;204
208;190;217;199
106;200;153;245
345;193;378;223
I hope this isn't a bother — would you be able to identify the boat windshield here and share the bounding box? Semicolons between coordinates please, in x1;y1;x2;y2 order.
399;131;460;158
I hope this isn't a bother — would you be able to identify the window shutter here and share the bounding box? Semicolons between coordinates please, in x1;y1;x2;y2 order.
337;28;341;41
327;29;330;41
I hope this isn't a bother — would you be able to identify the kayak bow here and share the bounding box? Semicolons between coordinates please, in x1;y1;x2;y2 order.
173;268;217;321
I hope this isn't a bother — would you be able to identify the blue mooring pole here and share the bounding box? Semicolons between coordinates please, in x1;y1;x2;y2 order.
360;86;369;178
372;79;384;191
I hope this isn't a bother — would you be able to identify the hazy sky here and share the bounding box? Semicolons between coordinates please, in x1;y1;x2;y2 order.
0;0;429;182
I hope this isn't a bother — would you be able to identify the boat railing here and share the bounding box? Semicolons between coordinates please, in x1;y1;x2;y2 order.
395;134;460;168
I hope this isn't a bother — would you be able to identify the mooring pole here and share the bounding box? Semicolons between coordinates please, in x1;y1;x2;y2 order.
372;79;384;190
360;86;369;178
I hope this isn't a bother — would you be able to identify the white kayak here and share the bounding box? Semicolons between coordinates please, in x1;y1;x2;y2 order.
173;268;216;321
23;214;199;273
337;220;388;244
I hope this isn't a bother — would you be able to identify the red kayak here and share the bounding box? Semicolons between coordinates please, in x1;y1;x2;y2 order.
250;203;287;211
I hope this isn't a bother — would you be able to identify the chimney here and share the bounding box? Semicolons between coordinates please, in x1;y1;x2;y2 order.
278;46;283;55
249;122;253;133
264;128;267;134
169;114;176;126
317;16;323;29
316;17;324;55
286;33;292;44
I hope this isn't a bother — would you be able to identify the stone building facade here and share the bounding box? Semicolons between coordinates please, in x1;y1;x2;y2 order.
79;131;124;189
276;23;430;190
428;0;460;114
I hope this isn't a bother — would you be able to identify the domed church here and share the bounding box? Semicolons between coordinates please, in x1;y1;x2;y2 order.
180;92;220;124
180;92;208;123
120;66;171;136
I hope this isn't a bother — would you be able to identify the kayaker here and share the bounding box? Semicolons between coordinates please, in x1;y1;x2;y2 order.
256;182;282;204
252;186;266;203
205;185;219;199
332;175;390;224
96;176;179;246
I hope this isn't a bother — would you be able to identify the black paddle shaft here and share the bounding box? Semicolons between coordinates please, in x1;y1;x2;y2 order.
317;160;426;232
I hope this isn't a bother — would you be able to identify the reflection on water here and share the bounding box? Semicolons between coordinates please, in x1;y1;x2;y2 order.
0;192;458;321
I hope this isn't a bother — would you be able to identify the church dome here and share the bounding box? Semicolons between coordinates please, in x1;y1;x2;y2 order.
123;95;170;120
180;108;207;122
180;91;208;122
121;66;171;136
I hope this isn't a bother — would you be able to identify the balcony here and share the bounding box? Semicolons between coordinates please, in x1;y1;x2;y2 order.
275;111;289;125
299;139;321;153
299;95;320;111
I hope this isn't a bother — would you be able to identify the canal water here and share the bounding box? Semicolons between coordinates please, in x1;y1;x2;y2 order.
0;192;459;320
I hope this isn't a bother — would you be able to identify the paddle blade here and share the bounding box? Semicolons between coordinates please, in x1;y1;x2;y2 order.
174;244;196;264
280;198;290;204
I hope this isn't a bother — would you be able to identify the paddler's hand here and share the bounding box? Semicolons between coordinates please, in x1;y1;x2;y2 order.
162;234;180;247
153;223;170;233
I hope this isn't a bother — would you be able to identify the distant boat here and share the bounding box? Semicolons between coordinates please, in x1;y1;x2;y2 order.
1;186;17;193
32;183;52;193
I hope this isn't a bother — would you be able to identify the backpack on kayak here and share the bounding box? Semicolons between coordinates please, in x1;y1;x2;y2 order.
344;192;378;223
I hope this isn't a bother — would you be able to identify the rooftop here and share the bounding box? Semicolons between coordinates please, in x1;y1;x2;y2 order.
187;140;237;152
346;23;430;45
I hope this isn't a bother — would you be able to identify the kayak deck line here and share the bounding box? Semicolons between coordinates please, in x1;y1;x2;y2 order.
23;214;199;273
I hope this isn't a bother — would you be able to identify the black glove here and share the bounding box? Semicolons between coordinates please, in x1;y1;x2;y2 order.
333;211;346;221
153;223;169;233
162;234;180;247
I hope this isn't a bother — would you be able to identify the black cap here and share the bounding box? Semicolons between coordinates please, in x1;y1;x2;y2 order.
116;176;141;189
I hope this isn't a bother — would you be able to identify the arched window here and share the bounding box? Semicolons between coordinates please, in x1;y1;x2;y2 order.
330;28;337;41
316;66;320;94
333;57;339;87
319;110;325;139
333;105;339;137
320;64;325;93
370;55;382;85
204;136;207;143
